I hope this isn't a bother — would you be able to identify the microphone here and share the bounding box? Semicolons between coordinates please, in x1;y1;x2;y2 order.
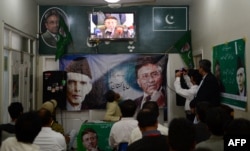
105;28;112;38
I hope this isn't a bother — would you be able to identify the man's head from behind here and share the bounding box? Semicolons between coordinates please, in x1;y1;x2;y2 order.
195;101;212;123
119;99;137;117
37;108;53;127
104;90;120;102
81;128;98;151
205;106;232;136
188;69;202;85
137;109;158;132
8;102;23;121
225;118;250;135
135;56;163;95
15;111;42;144
142;101;159;117
66;57;92;107
198;59;211;75
168;118;195;151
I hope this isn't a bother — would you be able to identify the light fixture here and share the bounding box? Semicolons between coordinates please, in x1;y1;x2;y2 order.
104;0;120;3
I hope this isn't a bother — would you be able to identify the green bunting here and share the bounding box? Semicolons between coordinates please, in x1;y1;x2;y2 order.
55;16;73;61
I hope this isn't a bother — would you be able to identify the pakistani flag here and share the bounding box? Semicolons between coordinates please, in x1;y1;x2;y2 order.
56;16;73;61
168;30;194;68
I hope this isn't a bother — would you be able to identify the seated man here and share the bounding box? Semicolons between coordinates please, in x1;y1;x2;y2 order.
109;99;138;150
168;118;196;151
127;109;169;151
195;106;232;151
0;102;23;144
129;101;168;144
0;111;42;151
33;108;67;151
41;99;77;150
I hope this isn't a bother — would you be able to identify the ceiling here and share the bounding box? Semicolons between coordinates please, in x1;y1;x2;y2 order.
35;0;192;7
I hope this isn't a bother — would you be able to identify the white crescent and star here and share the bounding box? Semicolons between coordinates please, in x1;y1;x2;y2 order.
165;15;175;25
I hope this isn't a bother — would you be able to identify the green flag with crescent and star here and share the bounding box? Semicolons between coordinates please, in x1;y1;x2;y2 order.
168;30;194;68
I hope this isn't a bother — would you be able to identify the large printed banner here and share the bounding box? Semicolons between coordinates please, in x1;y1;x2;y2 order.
213;38;247;110
59;54;168;111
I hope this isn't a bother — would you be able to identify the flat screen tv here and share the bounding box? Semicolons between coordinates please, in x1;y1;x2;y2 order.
88;12;136;41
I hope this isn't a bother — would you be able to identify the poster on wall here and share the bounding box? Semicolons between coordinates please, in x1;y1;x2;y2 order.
77;122;114;151
39;7;70;54
59;54;168;111
213;38;247;110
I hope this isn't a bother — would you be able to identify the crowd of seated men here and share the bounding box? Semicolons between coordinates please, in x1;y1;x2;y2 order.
1;99;250;151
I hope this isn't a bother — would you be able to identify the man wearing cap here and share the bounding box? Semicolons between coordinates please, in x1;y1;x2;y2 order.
65;57;93;111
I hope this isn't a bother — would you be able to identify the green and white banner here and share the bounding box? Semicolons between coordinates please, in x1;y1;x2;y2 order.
213;38;247;110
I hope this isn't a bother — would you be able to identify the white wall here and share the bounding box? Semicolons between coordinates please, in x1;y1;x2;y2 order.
190;0;250;119
0;0;37;122
167;54;186;123
1;0;37;35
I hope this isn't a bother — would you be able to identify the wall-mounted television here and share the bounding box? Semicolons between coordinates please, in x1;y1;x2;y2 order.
88;12;136;41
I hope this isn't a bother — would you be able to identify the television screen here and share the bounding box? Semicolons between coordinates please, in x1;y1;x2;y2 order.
89;12;136;41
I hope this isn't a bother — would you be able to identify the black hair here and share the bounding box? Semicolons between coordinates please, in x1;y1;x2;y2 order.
168;118;195;151
104;90;119;102
205;106;232;136
8;102;23;120
137;109;158;128
15;111;42;143
142;101;159;117
188;69;202;85
195;101;212;123
119;99;137;117
225;118;250;135
37;108;52;126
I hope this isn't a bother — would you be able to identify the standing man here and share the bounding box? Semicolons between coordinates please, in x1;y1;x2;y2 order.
41;9;61;47
174;69;202;121
65;57;93;111
190;59;221;110
134;56;165;109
